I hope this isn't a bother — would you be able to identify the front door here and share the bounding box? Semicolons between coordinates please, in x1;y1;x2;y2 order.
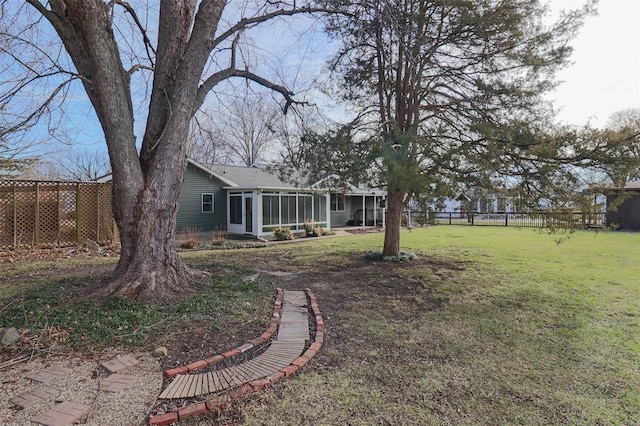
244;196;253;234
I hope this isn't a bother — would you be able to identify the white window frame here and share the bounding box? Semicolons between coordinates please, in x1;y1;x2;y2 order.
201;193;214;213
330;193;345;212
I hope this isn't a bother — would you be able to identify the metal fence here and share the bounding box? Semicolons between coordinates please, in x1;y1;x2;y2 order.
0;180;115;250
408;211;606;229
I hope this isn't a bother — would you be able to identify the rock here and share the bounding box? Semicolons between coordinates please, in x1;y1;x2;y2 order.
153;347;168;358
0;327;21;347
86;239;102;254
242;273;260;283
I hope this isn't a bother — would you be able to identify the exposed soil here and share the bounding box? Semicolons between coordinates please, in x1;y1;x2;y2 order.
3;246;462;364
1;243;464;425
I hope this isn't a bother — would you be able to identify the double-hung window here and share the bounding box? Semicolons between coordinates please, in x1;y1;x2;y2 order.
201;193;214;213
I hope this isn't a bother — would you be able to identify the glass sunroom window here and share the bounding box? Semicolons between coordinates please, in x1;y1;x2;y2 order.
314;195;327;222
298;195;313;223
229;195;242;224
280;195;296;224
263;195;280;225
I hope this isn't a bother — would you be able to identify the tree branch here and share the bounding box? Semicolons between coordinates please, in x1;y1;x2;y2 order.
0;76;78;140
115;0;157;67
212;5;351;50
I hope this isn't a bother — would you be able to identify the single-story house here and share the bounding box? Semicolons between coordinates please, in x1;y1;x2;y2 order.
605;181;640;230
99;159;387;238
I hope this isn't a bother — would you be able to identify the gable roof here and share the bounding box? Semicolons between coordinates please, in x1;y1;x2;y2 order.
204;163;293;188
96;158;385;194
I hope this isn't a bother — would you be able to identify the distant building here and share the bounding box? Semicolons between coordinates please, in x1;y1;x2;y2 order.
605;182;640;230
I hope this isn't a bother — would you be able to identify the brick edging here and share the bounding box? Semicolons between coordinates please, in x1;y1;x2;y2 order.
149;288;324;426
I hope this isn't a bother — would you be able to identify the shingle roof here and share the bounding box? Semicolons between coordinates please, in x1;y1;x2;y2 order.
623;181;640;190
196;162;301;189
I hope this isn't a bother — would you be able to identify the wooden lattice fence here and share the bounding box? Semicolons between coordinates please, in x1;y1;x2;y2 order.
0;180;115;250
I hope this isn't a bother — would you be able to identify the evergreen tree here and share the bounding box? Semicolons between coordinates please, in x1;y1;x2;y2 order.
313;0;597;255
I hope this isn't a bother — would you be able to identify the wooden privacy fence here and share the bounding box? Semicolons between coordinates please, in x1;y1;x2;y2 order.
0;180;114;250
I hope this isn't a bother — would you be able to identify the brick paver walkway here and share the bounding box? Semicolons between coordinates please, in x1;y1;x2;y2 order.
9;386;59;409
159;290;310;400
100;354;140;373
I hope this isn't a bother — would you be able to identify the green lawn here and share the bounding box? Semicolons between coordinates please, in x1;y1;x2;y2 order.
240;227;640;425
1;226;638;425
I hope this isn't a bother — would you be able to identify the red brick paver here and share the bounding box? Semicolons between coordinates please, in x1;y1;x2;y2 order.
93;373;137;392
100;354;140;373
31;401;91;426
26;365;73;384
9;386;58;408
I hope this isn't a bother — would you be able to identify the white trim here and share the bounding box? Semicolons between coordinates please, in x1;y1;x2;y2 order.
201;193;214;213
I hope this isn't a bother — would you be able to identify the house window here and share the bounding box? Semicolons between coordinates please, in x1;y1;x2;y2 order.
229;195;242;224
201;193;214;213
330;193;345;212
497;197;507;212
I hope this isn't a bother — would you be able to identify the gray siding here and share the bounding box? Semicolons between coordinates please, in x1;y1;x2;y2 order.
177;164;227;232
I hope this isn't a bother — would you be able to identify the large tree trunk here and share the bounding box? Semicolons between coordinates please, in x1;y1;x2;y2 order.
101;161;206;301
28;0;223;301
383;190;404;256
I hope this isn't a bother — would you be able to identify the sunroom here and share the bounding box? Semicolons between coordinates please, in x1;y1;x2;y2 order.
225;187;330;237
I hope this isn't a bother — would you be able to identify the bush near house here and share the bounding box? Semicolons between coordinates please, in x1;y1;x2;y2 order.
273;226;293;241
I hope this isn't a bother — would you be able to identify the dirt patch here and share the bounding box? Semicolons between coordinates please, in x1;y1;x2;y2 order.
1;245;465;424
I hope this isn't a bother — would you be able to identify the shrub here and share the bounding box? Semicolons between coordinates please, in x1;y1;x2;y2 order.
365;250;418;262
303;219;334;237
273;227;293;241
303;219;320;237
211;226;228;246
178;227;199;249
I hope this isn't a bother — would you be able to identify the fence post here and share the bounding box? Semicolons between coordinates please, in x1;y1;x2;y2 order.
12;181;17;249
505;212;508;227
96;184;100;242
76;183;82;245
56;182;61;246
34;181;39;248
449;212;452;225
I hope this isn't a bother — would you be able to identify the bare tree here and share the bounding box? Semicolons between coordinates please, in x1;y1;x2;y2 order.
188;89;281;166
57;148;111;181
218;89;281;166
1;1;338;301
